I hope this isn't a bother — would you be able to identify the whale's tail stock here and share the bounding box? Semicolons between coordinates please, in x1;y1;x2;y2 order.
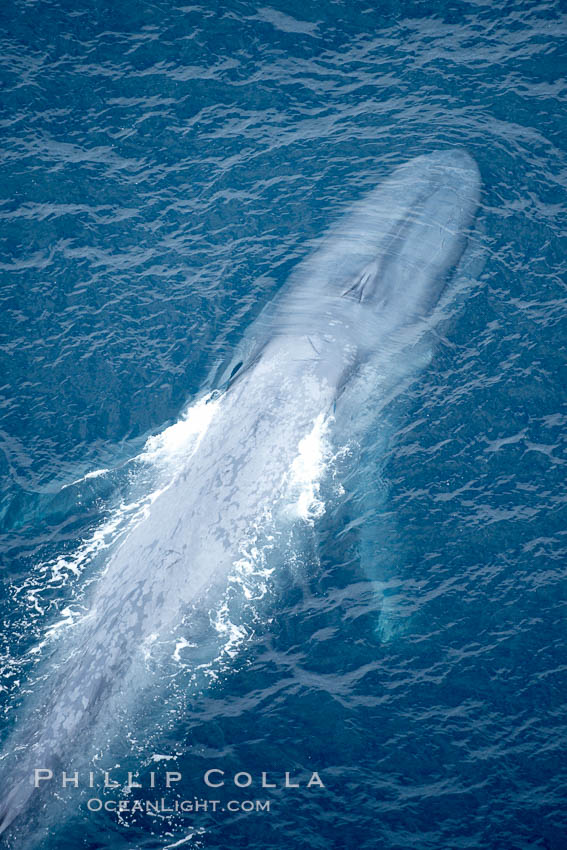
0;768;38;837
0;655;112;839
0;737;58;838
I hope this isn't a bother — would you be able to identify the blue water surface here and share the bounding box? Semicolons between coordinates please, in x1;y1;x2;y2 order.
1;0;566;848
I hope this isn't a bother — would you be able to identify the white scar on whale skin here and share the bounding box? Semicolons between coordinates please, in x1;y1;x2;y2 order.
0;149;481;837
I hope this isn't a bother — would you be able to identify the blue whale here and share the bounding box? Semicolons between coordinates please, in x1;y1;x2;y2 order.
0;149;481;838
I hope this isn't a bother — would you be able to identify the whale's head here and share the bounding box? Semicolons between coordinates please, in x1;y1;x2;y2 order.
212;150;481;393
336;149;481;322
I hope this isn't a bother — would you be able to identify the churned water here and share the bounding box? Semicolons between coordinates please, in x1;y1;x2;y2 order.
0;0;566;848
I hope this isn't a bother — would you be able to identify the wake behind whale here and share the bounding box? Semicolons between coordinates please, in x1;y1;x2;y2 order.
0;149;481;840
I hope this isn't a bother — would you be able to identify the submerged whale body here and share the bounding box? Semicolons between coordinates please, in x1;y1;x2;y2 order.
0;149;481;837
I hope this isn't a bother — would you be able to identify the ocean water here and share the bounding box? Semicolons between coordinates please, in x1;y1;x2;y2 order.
0;0;566;848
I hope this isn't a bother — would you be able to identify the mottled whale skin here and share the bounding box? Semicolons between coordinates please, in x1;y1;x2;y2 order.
0;149;480;836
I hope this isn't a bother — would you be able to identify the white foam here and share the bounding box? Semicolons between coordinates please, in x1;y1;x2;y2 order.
140;392;220;475
286;412;332;522
65;467;110;488
164;831;205;849
9;391;223;669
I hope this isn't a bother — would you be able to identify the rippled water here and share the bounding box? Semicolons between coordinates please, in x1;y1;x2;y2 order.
1;1;566;848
